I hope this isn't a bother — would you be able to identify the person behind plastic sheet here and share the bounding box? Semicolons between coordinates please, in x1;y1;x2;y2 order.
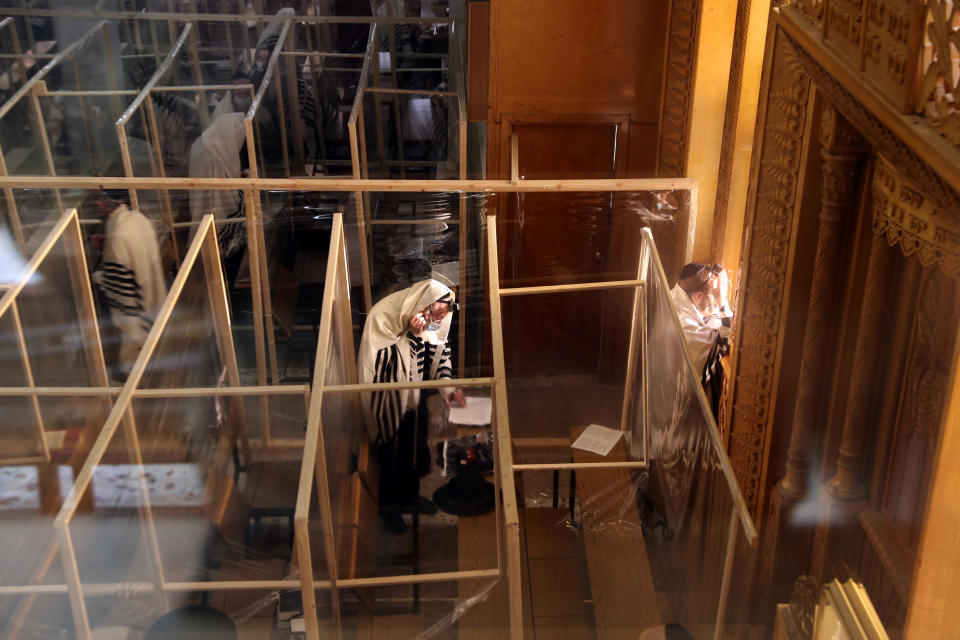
671;262;733;416
251;7;322;175
89;189;167;381
357;279;467;534
188;112;248;283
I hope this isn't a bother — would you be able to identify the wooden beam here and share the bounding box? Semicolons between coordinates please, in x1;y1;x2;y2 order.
363;86;458;97
642;226;757;544
10;299;50;462
0;20;106;121
512;461;648;471
53;215;215;527
0;138;24;251
121;407;169;610
143;95;180;261
0;209;74;319
712;507;740;640
321;377;494;394
200;218;252;467
486;216;524;638
337;569;500;589
0;176;700;193
55;523;92;640
499;280;642;296
283;26;305;174
904;328;960;637
348;116;373;310
27;91;62;212
1;8;454;24
296;214;346;632
383;2;406;179
619;237;649;436
510;133;519;184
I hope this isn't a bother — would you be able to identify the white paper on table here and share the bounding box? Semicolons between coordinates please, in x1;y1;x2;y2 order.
448;396;493;426
571;424;623;457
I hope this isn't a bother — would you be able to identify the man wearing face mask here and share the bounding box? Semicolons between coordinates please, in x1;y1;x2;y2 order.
671;263;732;417
210;70;254;121
251;7;322;174
358;279;466;534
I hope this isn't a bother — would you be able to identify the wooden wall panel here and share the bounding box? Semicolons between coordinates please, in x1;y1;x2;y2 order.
467;1;489;122
486;0;670;179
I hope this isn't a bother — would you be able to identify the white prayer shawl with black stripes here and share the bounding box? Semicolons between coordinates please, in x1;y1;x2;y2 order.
188;112;246;257
254;8;321;163
670;284;730;377
358;280;455;443
96;205;167;371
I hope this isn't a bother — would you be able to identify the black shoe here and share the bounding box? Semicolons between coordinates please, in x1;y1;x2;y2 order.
417;496;439;515
381;512;408;535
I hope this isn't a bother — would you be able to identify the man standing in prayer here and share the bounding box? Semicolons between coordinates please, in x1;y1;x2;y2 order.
358;279;466;534
90;189;167;381
671;262;732;417
188;112;248;283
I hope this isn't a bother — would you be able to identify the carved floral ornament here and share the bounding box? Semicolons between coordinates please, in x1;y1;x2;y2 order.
917;1;960;144
872;156;960;276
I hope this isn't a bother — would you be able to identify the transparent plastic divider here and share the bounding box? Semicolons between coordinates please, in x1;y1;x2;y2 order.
337;577;504;639
498;190;690;290
641;227;757;637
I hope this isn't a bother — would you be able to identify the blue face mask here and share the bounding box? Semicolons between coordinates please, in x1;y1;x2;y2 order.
426;320;442;332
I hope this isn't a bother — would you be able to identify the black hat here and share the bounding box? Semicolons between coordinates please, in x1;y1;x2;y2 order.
432;472;496;517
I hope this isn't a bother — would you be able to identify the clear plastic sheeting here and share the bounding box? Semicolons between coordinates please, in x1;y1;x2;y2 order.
638;230;757;636
497;189;690;288
0;28;752;631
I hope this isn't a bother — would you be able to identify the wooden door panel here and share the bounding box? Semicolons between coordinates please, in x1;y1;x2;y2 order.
500;122;618;376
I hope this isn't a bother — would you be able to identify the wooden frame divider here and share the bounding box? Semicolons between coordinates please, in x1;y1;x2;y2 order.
0;25;731;631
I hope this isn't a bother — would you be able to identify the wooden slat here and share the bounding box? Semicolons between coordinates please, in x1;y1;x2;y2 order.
499;280;642;296
570;424;660;638
486;216;525;638
54;215;214;526
0;175;700;193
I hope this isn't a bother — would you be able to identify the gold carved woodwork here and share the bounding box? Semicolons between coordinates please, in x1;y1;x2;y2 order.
794;0;825;32
873;157;960;276
828;232;898;502
780;23;960;216
915;1;960;140
779;106;866;501
731;17;960;523
727;30;812;519
861;0;921;112
783;1;923;114
657;0;702;177
758;105;866;609
711;0;750;261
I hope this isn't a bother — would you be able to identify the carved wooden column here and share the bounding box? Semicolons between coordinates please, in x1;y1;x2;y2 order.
781;107;867;501
826;234;897;501
810;218;899;582
760;106;867;604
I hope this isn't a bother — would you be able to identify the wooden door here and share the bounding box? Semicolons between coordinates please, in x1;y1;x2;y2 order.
499;122;620;376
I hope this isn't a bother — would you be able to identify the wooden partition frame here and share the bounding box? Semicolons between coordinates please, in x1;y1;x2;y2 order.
0;20;108;253
0;209;107;465
42;213;255;640
0;174;715;640
294;212;508;639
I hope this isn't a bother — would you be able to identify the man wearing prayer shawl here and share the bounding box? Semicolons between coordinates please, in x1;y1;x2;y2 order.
357;279;466;533
188;112;247;281
671;262;732;417
252;7;322;174
90;194;167;380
